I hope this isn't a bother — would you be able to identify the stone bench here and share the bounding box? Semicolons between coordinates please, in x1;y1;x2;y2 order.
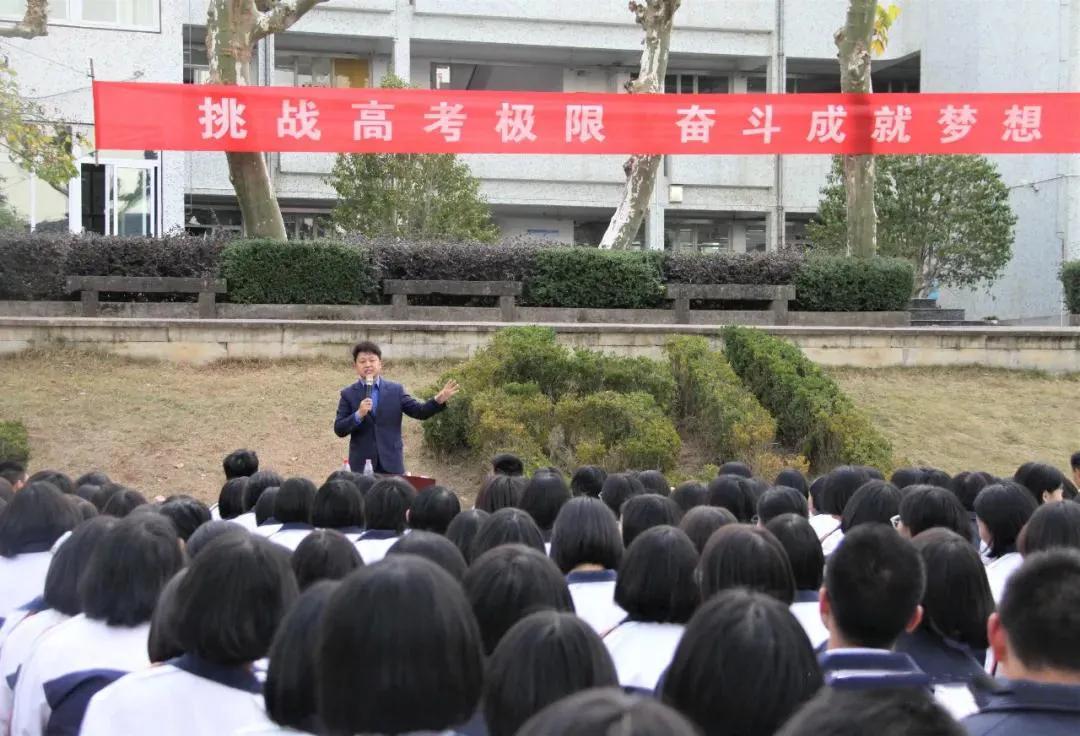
383;280;523;321
665;283;797;325
66;276;227;318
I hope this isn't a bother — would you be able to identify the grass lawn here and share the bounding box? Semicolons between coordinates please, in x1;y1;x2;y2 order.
1;350;1077;503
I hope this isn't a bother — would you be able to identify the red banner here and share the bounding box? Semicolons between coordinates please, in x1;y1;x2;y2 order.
92;81;1080;155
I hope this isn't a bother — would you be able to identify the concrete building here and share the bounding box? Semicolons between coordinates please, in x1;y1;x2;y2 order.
0;0;1077;321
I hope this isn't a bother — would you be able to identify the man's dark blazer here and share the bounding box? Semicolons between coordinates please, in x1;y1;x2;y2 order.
334;378;445;475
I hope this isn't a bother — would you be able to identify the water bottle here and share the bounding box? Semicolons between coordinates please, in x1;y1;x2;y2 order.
363;459;374;477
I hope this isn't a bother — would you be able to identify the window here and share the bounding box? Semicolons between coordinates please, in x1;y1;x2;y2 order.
432;62;562;92
785;218;811;249
183;45;210;85
78;157;159;236
0;152;70;233
746;75;768;93
786;76;842;94
275;55;370;88
282;211;333;240
2;0;158;29
185;205;242;237
664;74;729;94
745;222;767;253
665;218;731;253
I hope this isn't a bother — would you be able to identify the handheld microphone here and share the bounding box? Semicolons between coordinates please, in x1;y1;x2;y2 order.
364;375;375;399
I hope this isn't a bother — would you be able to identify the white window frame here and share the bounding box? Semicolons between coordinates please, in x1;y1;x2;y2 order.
69;156;160;236
0;0;161;32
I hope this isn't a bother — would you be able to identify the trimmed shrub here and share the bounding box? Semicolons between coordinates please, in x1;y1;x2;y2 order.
525;248;665;309
0;234;73;300
367;237;546;282
220;239;379;305
555;391;681;472
663;250;803;285
1062;261;1080;315
722;326;892;472
0;420;30;464
66;235;227;280
794;255;914;312
467;383;555;471
570;349;676;414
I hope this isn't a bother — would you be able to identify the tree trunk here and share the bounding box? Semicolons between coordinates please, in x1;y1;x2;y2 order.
0;0;47;38
835;0;877;258
600;0;681;250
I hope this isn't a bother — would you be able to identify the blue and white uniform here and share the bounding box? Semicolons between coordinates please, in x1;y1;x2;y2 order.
790;590;829;649
985;552;1023;604
566;570;626;636
266;524;315;553
230;513;259;532
602;621;684;692
0;609;69;736
355;530;400;565
0;552;52;624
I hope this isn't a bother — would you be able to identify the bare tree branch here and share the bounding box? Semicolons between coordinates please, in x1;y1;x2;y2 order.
0;0;48;39
253;0;329;41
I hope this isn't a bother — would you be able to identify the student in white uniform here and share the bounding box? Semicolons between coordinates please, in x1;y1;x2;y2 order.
230;471;284;532
386;531;466;582
1019;500;1080;555
81;533;299;736
766;514;828;649
619;495;682;550
0;483;78;621
157;496;211;545
810;466;873;557
11;514;184;736
289;530;362;591
599;473;645;521
317;556;483;736
519;472;570;547
354;479;414;564
463;545;574;655
604;526;698;691
310;480;365;542
146;569;187;664
252;489;282;538
678;506;737;555
466;509;544;565
266;478;317;552
838;480;902;532
550;497;626;636
895;486;971;541
185;521;249;560
216;478;249;523
484;611;619;736
222;450;260;487
975;482;1037;603
445;510;489;562
697;525;796;605
705;475;756;523
407;485;462;537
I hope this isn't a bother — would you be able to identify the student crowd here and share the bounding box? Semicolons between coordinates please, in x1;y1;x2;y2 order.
0;449;1079;736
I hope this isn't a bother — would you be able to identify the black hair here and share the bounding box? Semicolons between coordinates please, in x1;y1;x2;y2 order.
517;688;700;736
824;524;925;649
27;470;73;495
920;467;952;490
775;468;809;498
0;478;13;503
265;581;336;733
890;467;926;489
275;477;316;524
44;516;116;616
670;481;706;513
698;525;796;604
148;569;185;663
998;549;1080;673
636;470;671;497
1019;501;1080;555
291;530;363;591
974;482;1037;558
520;472;570;533
79;513;184;626
223;449;259;480
468;507;545;564
662;590;823;736
446;509;489;561
216;477;248;520
718;462;752;478
492;453;525;477
186;520;247;559
71;496;98;521
0;461;26;487
351;340;382;361
766;513;825;592
318;555;483;734
551;496;624;574
311;479;365;529
911;528;993;651
475;474;525;514
174;533;298;665
72;484;97;504
616;526;699;623
570;466;607;498
1014;461;1067;505
620;494;683;548
484;611;619;736
1072;451;1080;471
599;473;646;520
774;688;965;736
244;470;284;511
820;466;872;516
326;471;374;498
757;486;809;525
74;471;110;489
157;495;211;541
808;476;826;513
950;471;995;512
0;481;79;557
255;487;280;525
841;480;902;532
408;485;461;535
706;475;756;523
898;485;970;539
100;486;147;518
387;530;467;581
364;477;414;533
679;505;737;554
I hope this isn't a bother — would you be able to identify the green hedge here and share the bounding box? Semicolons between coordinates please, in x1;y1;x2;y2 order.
555;391;681;472
0;420;30;464
525;248;665;309
794;256;915;312
220;239;380;305
1062;261;1080;315
722;326;893;472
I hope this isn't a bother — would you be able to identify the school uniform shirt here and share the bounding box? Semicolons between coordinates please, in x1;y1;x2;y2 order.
230;513;259;532
9;615;150;736
0;598;47;654
895;628;988;719
253;521;283;539
984;552;1023;604
326;526;363;543
790;590;829;650
234;712;314;735
81;654;265;736
266;524;314;552
566;570;626;636
0;552;52;623
962;679;1080;736
603;621;684;692
0;609;70;736
355;530;401;565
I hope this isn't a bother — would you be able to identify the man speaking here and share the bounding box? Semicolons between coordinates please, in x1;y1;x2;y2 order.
334;341;460;475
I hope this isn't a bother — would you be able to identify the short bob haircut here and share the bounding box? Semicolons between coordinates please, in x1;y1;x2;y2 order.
216;477;248;520
265;580;337;734
79;513;185;626
890;467;925;490
71;497;98;521
706;475;756;523
662;589;823;736
445;509;489;561
775;468;809;498
599;473;646;520
636;470;671;497
621;494;683;549
616;526;699;624
291;529;363;590
468;507;546;564
997;549;1080;673
475;474;526;514
678;506;737;555
101;487;148;518
670;481;707;513
517;688;700;736
27;470;73;495
464;544;576;655
820;466;872;516
718;462;752;478
186;520;247;559
492;453;525;477
773;688;965;736
950;471;996;512
274;477;317;524
520;472;571;533
311;479;365;530
910;528;993;651
756;486;808;525
840;480;902;532
148;569;185;663
1014;461;1067;505
364;477;415;533
570;466;607;498
550;496;624;574
1019;501;1080;555
698;525;796;604
898;485;970;539
318;556;484;734
807;476;826;514
175;532;298;665
974;482;1037;558
243;470;285;512
44;516;116;616
255;487;280;525
387;530;468;581
157;495;211;541
222;449;259;480
351;339;381;361
0;481;79;557
765;513;825;592
484;611;619;736
408;485;461;535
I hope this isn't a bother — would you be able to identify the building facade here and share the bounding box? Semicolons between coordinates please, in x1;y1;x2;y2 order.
0;0;1077;321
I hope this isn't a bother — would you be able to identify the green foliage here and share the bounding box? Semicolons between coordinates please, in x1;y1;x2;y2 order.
723;326;893;473
525;248;665;309
1062;261;1080;315
556;391;681;472
808;155;1016;295
794;255;914;312
220;239;379;304
0;189;24;233
0;420;30;464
